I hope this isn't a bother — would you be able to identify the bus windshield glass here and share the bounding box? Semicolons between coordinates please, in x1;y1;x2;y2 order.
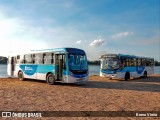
68;54;88;71
101;58;120;70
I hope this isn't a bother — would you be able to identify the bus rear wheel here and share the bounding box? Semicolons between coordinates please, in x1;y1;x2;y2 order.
47;74;56;85
143;71;147;78
125;72;130;81
18;71;24;81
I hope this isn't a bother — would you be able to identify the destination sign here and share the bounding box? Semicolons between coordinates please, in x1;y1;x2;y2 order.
100;54;117;58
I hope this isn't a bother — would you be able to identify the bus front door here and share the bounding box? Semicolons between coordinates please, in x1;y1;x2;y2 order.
55;54;66;81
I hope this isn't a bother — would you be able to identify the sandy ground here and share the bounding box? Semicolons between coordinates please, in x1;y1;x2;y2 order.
0;75;160;119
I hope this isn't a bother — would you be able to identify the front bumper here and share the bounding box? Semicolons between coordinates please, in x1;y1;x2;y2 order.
100;72;117;78
64;75;88;83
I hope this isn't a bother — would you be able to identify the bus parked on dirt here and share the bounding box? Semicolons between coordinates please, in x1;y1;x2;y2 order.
99;54;154;80
7;48;88;84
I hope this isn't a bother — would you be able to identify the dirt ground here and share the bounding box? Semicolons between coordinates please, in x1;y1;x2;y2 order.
0;75;160;119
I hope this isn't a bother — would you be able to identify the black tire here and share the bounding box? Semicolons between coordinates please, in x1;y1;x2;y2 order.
143;71;147;78
18;71;24;81
125;72;130;81
47;74;56;85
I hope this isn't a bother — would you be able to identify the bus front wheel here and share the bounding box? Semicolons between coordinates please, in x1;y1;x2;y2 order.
18;71;24;81
125;72;130;81
47;74;56;85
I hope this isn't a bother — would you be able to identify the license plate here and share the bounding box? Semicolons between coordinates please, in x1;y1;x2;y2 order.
78;78;83;80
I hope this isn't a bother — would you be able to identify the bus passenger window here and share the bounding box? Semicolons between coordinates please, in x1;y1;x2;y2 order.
126;58;131;66
24;54;33;64
44;53;52;64
131;58;135;66
35;54;43;64
141;59;146;66
151;59;154;66
18;55;24;64
130;58;136;66
137;59;141;66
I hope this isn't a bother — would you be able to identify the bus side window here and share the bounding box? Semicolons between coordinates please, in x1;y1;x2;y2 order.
123;58;126;66
137;58;141;66
20;59;24;64
35;54;43;64
119;60;125;69
131;58;135;66
120;57;126;67
44;53;52;64
17;55;24;64
25;54;32;64
151;59;154;66
150;59;153;66
126;58;131;66
146;59;152;66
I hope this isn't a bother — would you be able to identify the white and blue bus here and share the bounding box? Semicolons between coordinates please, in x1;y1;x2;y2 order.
99;54;154;80
7;48;88;84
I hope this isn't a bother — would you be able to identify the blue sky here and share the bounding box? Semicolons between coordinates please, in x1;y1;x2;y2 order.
0;0;159;61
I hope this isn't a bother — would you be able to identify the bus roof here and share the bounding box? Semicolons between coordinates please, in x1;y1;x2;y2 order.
100;53;154;60
30;48;66;52
9;47;85;56
31;48;85;54
118;54;154;60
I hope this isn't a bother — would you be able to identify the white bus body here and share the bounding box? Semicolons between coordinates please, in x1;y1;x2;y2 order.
100;54;154;80
7;48;89;84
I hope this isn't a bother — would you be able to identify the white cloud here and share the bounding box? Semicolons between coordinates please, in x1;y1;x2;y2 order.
0;10;87;57
90;39;105;47
76;40;82;44
111;32;133;39
0;11;49;56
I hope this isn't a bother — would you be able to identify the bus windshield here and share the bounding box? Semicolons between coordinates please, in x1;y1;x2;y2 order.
101;59;120;70
68;54;88;71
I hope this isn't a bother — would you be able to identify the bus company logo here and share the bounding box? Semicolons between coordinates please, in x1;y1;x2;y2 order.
137;67;143;71
136;66;144;74
25;66;33;71
2;112;11;117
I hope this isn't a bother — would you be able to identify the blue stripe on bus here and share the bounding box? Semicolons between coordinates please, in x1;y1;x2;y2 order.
20;65;38;76
37;65;55;74
20;65;56;76
20;64;70;76
101;69;116;74
101;66;145;74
